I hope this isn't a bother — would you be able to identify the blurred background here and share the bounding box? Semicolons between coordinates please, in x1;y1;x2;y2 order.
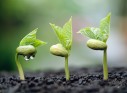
0;0;127;71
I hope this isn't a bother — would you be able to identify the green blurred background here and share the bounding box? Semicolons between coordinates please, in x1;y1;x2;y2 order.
0;0;127;71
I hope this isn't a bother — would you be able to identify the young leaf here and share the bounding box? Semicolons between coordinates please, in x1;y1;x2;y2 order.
97;32;109;42
49;23;65;47
62;17;72;50
78;13;111;43
33;39;46;47
50;17;72;51
99;13;111;42
20;28;46;47
78;27;100;39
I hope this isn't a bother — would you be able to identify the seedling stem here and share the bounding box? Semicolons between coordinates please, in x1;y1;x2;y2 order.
65;56;70;80
15;53;25;80
103;48;108;80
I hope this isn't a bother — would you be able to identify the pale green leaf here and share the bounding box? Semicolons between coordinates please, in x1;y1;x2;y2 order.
62;17;72;50
99;13;111;42
78;13;111;43
49;23;66;46
78;27;96;39
78;27;103;42
19;28;46;47
33;39;47;47
20;28;37;46
50;17;72;51
97;31;109;42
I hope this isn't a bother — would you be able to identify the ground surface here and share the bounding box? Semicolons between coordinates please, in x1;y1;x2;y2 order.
0;67;127;93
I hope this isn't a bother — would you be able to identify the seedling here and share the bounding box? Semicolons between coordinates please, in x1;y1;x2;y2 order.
15;28;46;80
78;13;111;80
50;17;72;81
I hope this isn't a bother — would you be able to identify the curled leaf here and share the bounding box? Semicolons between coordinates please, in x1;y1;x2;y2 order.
19;28;46;47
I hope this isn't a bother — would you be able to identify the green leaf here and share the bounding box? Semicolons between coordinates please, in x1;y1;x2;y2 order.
99;13;111;42
19;28;46;47
50;17;72;51
78;13;111;43
78;27;100;39
49;23;65;46
33;39;47;47
62;17;72;50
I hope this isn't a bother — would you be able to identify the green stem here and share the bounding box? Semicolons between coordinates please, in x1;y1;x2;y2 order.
65;56;70;81
103;48;108;80
15;53;25;80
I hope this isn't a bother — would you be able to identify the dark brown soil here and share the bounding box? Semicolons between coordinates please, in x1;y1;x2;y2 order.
0;67;127;93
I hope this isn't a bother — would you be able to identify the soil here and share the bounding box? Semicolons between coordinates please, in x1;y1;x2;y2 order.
0;67;127;93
